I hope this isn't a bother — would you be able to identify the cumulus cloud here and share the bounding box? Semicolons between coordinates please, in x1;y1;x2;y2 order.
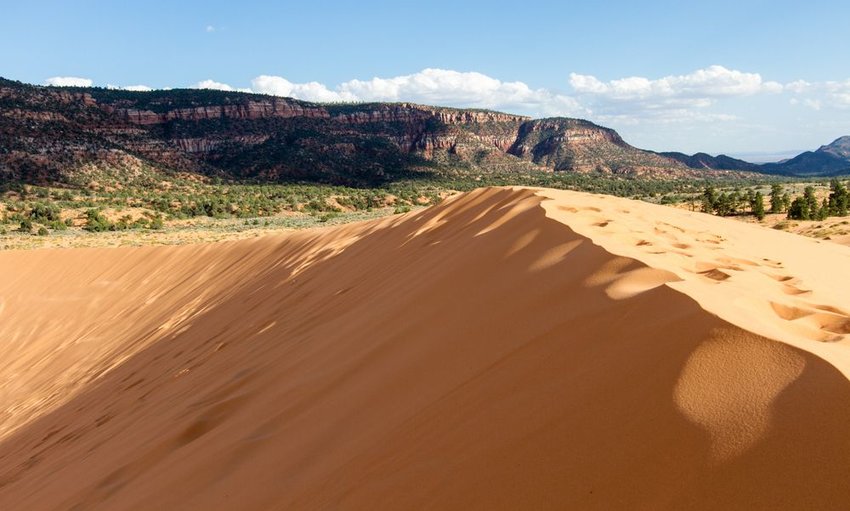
570;65;782;100
106;84;154;92
45;76;93;87
337;68;583;115
123;84;154;92
787;78;850;109
566;65;785;124
247;68;584;117
785;80;812;94
185;66;795;123
824;80;850;108
192;79;251;93
251;75;356;103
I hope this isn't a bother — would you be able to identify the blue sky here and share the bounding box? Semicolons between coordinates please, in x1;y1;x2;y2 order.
2;0;849;158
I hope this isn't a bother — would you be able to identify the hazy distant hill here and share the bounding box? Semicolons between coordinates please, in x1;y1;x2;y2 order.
760;136;850;177
658;151;761;172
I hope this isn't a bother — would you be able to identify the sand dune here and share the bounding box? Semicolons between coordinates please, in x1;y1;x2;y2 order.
1;187;850;509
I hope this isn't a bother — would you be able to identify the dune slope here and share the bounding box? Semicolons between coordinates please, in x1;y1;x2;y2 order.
1;187;850;510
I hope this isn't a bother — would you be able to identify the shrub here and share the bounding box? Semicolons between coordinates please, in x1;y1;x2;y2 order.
83;209;114;232
49;220;67;231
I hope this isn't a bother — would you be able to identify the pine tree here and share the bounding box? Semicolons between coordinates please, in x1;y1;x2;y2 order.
702;186;718;213
803;186;819;216
788;197;810;220
769;184;784;213
715;192;733;216
828;179;849;216
753;191;766;220
817;198;830;221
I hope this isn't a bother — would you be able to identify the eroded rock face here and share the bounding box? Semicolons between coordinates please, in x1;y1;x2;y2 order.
106;99;330;125
0;78;711;185
507;118;690;175
331;103;528;125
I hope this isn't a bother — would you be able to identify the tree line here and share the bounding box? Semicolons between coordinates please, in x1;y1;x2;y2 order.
701;179;849;222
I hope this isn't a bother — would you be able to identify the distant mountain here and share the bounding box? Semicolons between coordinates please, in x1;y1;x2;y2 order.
820;136;850;159
0;77;745;187
507;118;688;176
657;151;760;172
761;136;850;177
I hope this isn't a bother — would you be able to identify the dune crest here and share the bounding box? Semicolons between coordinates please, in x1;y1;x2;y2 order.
1;187;850;509
537;188;850;372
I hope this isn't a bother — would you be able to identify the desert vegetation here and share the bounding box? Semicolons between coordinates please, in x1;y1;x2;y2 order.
1;171;848;249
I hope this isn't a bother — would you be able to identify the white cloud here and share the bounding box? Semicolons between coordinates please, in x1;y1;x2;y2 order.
805;99;823;110
251;75;356;103
570;65;782;100
106;83;154;92
337;68;583;115
786;78;850;109
123;84;154;92
824;80;850;108
205;25;215;33
191;79;251;93
785;80;812;94
44;76;93;87
248;68;584;117
565;65;786;125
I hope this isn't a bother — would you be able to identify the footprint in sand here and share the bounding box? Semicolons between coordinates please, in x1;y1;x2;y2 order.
810;313;850;335
769;302;850;339
782;284;812;296
814;304;850;316
716;256;760;268
769;274;795;283
770;302;813;321
699;268;732;281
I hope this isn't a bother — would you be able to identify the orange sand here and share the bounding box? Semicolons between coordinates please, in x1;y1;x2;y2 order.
1;187;849;509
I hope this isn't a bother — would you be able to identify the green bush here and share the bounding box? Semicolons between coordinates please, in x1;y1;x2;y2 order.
49;220;67;231
83;209;114;232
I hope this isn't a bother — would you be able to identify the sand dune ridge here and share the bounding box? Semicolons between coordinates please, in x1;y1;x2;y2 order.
1;187;849;509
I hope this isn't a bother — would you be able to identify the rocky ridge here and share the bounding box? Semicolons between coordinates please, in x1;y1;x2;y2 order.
0;77;741;186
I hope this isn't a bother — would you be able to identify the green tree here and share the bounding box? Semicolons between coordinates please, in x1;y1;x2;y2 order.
803;186;818;215
817;198;830;221
769;184;784;213
714;192;733;216
787;197;809;220
702;186;718;213
728;190;742;215
752;191;766;220
828;179;849;216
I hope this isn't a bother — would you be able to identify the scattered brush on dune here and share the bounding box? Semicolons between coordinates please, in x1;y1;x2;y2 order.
1;187;849;510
